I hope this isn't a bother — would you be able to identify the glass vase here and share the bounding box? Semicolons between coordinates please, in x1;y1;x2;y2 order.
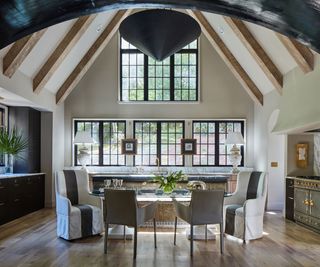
7;154;13;173
162;184;175;194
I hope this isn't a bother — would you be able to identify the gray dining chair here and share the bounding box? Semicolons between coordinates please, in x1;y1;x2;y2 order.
173;190;225;256
104;189;158;259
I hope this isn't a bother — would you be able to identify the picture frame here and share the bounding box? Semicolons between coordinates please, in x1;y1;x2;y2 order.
181;139;197;155
296;143;308;168
121;139;137;155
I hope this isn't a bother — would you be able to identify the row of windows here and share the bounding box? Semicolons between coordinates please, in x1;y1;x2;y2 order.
120;38;198;102
74;120;245;167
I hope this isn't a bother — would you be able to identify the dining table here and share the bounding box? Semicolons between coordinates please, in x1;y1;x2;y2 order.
90;188;227;240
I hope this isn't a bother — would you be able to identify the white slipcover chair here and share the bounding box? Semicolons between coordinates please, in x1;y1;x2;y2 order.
55;170;103;240
224;171;267;242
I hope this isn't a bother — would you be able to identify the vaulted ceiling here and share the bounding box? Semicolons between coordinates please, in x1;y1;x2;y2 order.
0;8;317;106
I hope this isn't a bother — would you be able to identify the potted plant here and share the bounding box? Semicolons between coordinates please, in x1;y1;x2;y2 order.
0;127;28;173
153;170;187;194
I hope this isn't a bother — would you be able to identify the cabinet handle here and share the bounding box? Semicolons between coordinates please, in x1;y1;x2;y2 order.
303;199;310;206
14;198;20;202
310;200;314;207
288;197;294;200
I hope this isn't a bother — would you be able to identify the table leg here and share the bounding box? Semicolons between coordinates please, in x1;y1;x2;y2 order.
108;225;134;240
186;225;216;240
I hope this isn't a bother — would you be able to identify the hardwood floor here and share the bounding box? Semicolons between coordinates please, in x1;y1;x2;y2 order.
0;209;320;267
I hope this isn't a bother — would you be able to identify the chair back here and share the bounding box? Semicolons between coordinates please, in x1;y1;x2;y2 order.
234;171;267;203
104;189;138;227
190;190;225;225
55;169;91;205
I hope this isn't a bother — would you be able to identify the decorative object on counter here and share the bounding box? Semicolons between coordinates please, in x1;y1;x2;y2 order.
121;139;137;155
225;131;245;173
187;180;206;190
181;139;197;155
296;143;308;168
0;127;28;173
153;170;187;194
119;10;201;61
74;130;95;169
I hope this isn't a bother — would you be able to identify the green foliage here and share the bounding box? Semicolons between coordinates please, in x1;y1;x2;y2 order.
153;171;187;193
0;127;28;157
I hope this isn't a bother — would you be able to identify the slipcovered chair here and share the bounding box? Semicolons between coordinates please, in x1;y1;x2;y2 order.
104;189;158;259
173;190;225;256
55;170;103;240
224;171;267;242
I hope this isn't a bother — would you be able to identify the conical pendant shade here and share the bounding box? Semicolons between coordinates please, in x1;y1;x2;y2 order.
119;10;201;61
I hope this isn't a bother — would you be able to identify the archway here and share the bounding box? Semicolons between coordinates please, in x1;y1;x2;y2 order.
1;1;320;52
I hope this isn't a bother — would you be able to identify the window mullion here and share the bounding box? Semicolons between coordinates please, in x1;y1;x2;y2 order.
170;55;174;101
215;122;219;166
144;55;148;101
157;122;161;165
99;121;103;166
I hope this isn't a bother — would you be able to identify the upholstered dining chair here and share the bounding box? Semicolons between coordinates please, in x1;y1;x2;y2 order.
55;169;103;240
173;190;225;256
224;171;267;243
104;189;158;259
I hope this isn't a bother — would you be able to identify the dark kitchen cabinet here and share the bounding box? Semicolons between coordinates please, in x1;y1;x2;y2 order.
8;107;41;173
286;178;295;221
0;174;45;225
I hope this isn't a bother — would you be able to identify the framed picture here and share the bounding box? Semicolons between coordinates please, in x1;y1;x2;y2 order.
296;143;308;168
121;139;137;155
181;139;197;155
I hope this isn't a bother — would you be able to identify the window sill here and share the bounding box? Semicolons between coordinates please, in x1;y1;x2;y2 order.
117;101;201;105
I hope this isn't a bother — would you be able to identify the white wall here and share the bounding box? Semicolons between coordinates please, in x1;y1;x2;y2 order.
274;57;320;133
64;33;255;167
0;62;65;207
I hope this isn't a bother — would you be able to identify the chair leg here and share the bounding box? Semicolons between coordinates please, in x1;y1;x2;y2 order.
153;218;157;249
174;216;177;245
104;224;109;254
220;223;224;254
134;226;137;259
205;224;208;242
190;224;194;257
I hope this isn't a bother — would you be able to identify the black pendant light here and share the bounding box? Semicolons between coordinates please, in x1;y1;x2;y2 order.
119;10;201;61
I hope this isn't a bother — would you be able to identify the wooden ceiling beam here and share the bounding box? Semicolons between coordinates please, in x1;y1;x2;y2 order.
56;10;131;104
3;29;46;78
224;17;283;95
33;15;97;94
276;33;314;74
188;10;263;105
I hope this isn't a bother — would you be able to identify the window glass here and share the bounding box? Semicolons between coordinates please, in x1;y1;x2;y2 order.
120;38;198;102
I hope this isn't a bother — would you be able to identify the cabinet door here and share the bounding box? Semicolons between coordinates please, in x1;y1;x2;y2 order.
310;190;320;219
8;177;25;220
294;188;310;215
0;179;9;224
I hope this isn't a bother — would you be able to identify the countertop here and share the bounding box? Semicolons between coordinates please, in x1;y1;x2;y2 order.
0;173;45;179
91;173;230;182
287;175;320;181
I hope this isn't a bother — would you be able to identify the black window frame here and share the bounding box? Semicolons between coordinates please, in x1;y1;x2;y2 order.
120;37;199;102
133;120;185;166
192;120;245;167
74;120;126;166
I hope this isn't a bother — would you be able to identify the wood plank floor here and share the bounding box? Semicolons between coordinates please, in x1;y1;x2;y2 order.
0;209;320;267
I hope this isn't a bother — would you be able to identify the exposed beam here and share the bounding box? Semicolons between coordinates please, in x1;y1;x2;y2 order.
33;15;97;94
3;29;46;78
188;10;263;105
56;10;130;104
224;17;283;95
276;33;314;74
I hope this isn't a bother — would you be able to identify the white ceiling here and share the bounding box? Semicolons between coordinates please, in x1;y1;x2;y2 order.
0;9;302;98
